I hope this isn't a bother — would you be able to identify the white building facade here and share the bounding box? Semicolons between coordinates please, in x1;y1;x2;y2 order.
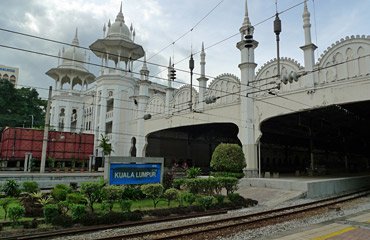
46;1;370;177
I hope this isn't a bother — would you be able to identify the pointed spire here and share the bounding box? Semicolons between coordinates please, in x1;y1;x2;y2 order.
72;28;79;46
115;2;125;23
108;19;111;28
240;0;254;35
141;54;148;71
302;0;312;45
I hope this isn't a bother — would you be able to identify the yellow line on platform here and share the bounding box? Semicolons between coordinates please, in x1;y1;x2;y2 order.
312;227;356;240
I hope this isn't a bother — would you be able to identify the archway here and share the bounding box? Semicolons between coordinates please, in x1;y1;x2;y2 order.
146;123;241;173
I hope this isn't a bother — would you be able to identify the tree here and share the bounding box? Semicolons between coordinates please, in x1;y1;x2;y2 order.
99;134;113;156
81;182;104;213
0;79;46;130
141;184;164;208
211;143;246;173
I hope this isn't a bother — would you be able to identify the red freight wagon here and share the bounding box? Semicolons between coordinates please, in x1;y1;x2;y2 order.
0;127;94;162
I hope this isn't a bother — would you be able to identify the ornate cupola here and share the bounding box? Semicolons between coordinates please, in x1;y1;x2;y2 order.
89;2;145;74
46;28;95;93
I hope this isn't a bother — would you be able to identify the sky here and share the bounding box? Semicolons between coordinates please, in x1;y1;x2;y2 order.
0;0;369;98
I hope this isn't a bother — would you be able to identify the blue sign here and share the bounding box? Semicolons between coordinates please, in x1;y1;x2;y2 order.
110;163;161;185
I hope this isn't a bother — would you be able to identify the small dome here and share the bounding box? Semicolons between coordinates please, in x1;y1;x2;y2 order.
61;29;86;69
107;21;132;41
106;3;132;41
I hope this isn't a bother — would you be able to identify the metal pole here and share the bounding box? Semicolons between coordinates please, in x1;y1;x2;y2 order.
258;140;261;178
30;115;34;128
40;86;52;173
189;54;194;112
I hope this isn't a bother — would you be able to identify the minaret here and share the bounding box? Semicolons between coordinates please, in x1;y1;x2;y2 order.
165;58;175;116
300;0;317;87
197;42;208;111
236;0;259;177
136;55;151;157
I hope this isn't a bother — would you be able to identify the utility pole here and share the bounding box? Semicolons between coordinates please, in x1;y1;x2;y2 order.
40;86;52;173
189;54;194;111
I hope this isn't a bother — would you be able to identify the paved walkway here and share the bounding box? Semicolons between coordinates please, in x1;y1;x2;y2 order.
237;186;304;207
273;211;370;240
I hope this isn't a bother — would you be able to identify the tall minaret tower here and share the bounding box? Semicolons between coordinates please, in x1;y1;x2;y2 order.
89;3;145;157
197;42;208;111
236;0;259;177
300;0;317;87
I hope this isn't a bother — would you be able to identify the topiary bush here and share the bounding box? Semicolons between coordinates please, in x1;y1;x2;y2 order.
141;184;164;208
81;182;104;213
197;196;215;211
22;181;39;194
122;186;145;200
163;188;179;206
43;204;59;223
182;192;196;206
66;192;87;205
119;200;133;212
8;204;25;227
2;180;20;197
51;184;72;201
101;185;123;211
211;143;246;173
70;204;86;221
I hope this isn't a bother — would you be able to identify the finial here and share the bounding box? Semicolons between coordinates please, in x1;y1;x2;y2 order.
201;42;205;52
169;57;172;67
72;28;79;46
108;19;111;28
130;23;133;32
115;2;125;23
120;1;122;13
241;0;254;35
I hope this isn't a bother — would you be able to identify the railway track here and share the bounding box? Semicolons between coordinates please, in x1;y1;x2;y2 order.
4;189;370;240
98;189;370;240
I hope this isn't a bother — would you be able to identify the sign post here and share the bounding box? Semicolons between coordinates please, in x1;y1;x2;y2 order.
108;157;164;185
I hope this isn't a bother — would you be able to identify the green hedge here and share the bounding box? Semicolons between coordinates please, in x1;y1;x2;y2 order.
173;177;238;195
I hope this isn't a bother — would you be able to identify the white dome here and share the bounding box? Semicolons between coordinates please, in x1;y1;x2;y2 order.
106;6;132;41
61;30;86;69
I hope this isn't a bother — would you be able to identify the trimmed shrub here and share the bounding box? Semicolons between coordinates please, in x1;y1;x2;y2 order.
43;204;59;223
182;192;196;206
211;171;244;179
141;184;164;208
172;178;185;190
81;182;104;213
219;177;239;194
2;180;20;197
71;204;86;221
51;184;72;201
197;196;215;211
186;167;202;178
163;188;179;206
8;204;25;226
0;197;13;220
122;186;145;200
80;212;99;226
22;181;39;194
214;194;226;204
211;143;246;173
101;185;123;211
119;200;133;212
66;192;88;205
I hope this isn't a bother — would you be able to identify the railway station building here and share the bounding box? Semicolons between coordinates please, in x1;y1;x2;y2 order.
45;1;370;177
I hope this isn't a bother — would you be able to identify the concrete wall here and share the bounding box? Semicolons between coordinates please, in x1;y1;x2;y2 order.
0;173;103;189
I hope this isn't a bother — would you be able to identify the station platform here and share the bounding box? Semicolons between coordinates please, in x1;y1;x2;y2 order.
0;171;103;188
239;174;370;198
273;210;370;240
